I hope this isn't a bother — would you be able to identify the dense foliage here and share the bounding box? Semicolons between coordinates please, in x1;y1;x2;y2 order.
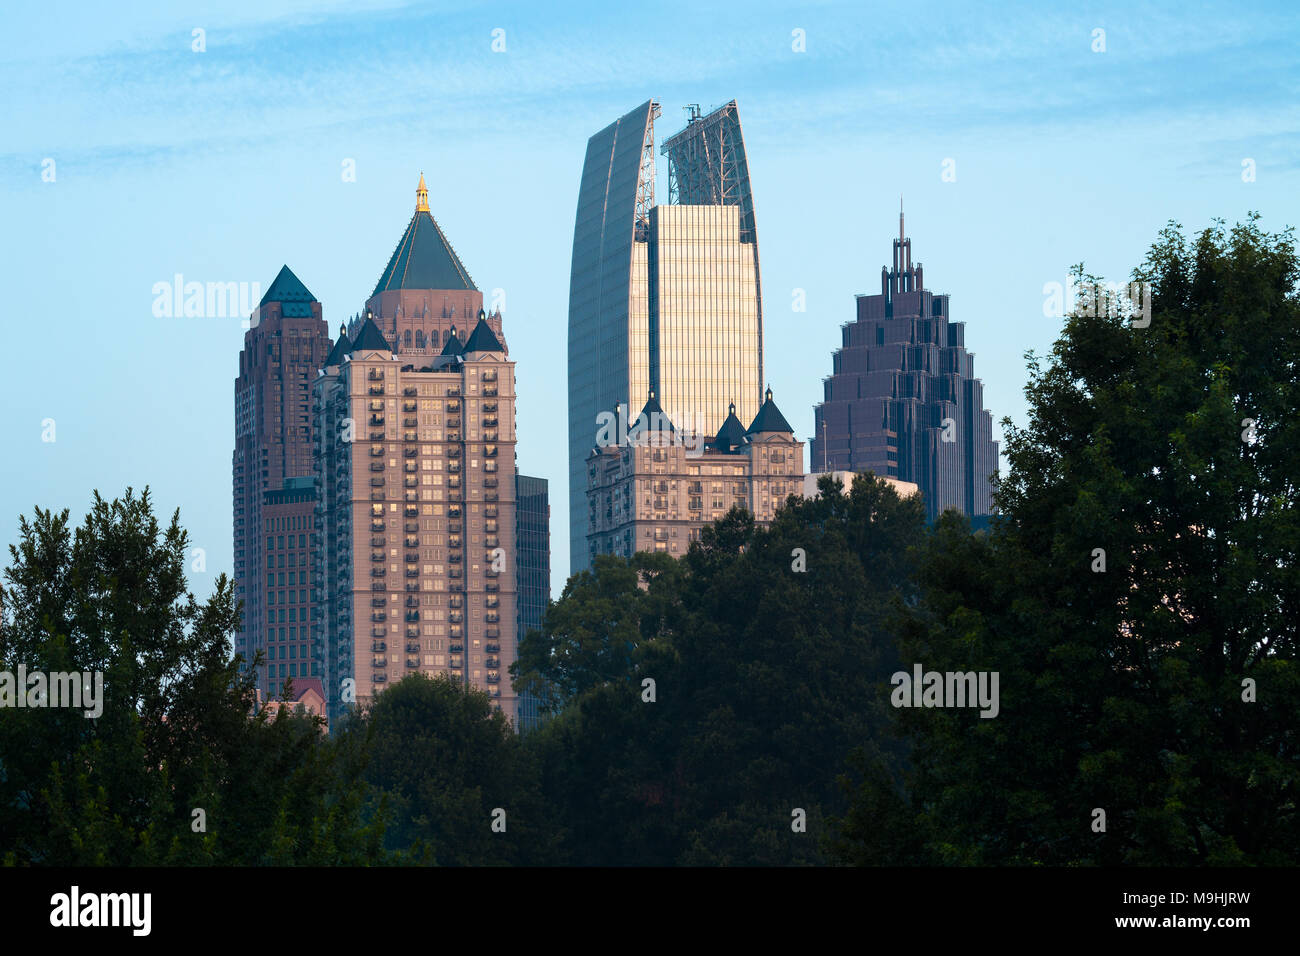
2;216;1295;866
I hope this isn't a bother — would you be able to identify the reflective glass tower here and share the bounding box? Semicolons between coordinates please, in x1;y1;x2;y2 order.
567;99;764;572
811;208;998;521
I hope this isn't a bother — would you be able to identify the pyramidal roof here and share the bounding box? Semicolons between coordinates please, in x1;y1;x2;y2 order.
633;389;675;435
323;324;352;366
714;401;748;452
746;387;794;435
463;312;504;353
440;326;465;357
372;176;477;297
351;316;391;353
261;265;317;317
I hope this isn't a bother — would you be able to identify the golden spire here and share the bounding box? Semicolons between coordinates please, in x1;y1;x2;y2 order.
416;172;429;213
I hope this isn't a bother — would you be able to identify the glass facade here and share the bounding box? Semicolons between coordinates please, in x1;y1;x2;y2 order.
567;99;765;573
514;474;550;733
567;100;659;574
648;204;762;436
811;218;998;520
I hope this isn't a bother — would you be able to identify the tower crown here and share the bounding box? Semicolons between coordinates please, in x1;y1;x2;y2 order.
883;199;923;297
371;174;477;296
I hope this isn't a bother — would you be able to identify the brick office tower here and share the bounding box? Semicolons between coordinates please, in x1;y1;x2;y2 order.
811;209;998;521
313;186;519;726
232;266;332;699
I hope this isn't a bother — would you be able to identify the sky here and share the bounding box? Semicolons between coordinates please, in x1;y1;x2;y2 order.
2;0;1298;598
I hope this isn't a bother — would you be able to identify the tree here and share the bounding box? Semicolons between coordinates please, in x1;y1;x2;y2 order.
0;488;382;865
842;216;1300;865
347;673;561;865
526;475;926;864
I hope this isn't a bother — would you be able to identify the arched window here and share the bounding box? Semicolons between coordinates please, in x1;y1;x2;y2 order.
403;329;413;349
415;330;425;349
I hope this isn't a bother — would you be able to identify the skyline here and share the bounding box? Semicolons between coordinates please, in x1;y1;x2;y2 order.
4;0;1299;597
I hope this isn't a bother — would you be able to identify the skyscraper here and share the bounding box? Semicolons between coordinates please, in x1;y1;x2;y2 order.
811;209;998;521
312;180;521;726
232;266;331;698
567;99;764;572
514;474;549;733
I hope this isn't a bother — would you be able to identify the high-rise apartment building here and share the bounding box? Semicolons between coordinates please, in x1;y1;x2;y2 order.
312;182;520;725
811;210;998;520
514;474;549;733
567;99;764;573
232;266;331;698
587;389;803;559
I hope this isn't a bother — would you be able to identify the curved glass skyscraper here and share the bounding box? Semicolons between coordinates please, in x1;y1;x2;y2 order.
567;99;764;572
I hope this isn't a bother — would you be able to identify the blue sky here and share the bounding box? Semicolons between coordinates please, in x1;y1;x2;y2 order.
2;0;1297;597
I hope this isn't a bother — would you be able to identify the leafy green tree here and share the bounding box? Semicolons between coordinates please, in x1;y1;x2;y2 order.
841;215;1300;865
0;488;382;865
347;672;561;865
525;475;926;865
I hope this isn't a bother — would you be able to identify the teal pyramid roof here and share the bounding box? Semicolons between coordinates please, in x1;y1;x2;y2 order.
351;317;391;353
632;390;675;436
746;387;794;435
372;210;476;297
323;326;352;366
463;314;504;353
714;402;748;452
441;327;465;357
261;265;317;317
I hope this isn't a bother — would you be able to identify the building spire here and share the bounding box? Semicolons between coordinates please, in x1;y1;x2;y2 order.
416;172;430;213
899;195;904;246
